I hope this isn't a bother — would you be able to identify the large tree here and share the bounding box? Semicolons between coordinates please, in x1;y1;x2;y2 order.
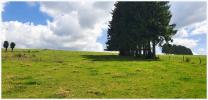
106;2;177;58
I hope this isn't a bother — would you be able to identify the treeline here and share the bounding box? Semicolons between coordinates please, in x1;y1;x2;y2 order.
162;43;193;55
106;2;177;59
3;41;16;52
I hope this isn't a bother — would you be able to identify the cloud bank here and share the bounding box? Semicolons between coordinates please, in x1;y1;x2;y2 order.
170;1;207;28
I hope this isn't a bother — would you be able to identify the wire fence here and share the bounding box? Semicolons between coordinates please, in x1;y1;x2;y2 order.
158;55;206;65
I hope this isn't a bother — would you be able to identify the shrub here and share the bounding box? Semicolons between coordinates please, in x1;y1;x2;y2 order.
185;57;190;63
16;53;22;58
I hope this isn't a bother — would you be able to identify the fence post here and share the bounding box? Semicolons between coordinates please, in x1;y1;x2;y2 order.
199;57;201;64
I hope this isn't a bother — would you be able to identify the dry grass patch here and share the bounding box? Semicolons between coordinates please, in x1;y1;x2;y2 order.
55;87;71;98
111;72;126;78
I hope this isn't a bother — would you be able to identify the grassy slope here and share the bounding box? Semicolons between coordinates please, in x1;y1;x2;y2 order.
2;49;206;98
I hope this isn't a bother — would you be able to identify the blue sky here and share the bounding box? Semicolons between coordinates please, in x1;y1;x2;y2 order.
1;1;207;54
2;2;52;25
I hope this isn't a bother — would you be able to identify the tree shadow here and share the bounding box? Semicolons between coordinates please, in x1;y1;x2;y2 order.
81;55;160;62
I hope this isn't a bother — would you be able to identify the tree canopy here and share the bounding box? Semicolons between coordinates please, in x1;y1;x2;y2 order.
162;43;193;55
106;2;177;59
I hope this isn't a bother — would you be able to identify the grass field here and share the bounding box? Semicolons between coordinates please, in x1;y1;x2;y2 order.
2;49;207;98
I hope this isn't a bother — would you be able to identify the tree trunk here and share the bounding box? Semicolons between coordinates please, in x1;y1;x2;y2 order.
6;48;7;52
129;49;132;56
119;49;129;56
199;57;201;64
135;48;138;57
146;41;151;58
138;44;141;57
119;49;125;56
143;44;145;57
12;48;14;52
152;40;156;58
126;49;130;56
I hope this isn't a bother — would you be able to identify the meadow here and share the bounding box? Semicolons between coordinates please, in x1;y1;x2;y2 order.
2;49;206;98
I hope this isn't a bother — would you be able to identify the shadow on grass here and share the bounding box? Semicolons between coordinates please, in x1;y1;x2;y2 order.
81;55;160;62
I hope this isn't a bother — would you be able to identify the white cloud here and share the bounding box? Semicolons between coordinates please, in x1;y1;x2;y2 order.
174;28;188;38
0;1;7;45
2;21;105;51
174;20;207;38
192;52;198;55
2;21;53;49
172;38;198;49
27;2;37;7
198;48;206;55
39;1;114;29
39;2;79;18
0;1;6;13
189;21;207;35
41;1;114;51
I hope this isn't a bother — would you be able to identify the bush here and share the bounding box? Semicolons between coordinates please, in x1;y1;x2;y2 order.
185;57;190;63
32;54;36;57
15;53;22;58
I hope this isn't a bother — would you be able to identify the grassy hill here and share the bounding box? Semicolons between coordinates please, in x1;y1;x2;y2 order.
2;49;206;98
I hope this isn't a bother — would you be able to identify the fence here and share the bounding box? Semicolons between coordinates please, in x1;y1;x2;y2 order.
158;55;206;65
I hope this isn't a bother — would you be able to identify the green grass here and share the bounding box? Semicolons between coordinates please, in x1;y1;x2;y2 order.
2;49;206;98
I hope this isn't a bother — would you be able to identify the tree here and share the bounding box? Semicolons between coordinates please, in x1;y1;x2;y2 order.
3;41;9;52
10;42;16;52
106;2;177;59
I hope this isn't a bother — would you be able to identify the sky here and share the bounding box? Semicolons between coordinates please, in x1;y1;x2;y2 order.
0;1;207;55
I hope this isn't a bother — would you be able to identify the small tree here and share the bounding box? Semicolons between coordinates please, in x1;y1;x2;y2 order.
3;41;9;52
10;42;16;52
